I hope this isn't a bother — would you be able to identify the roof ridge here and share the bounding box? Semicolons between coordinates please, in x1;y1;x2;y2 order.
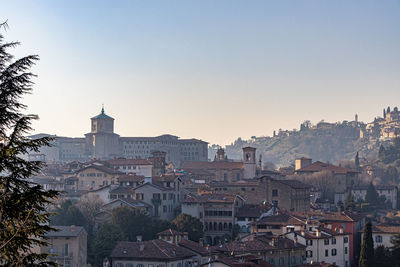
152;240;173;258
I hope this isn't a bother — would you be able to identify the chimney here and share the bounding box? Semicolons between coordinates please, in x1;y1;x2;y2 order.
301;230;305;236
139;244;145;251
339;227;343;234
315;229;321;237
70;225;76;232
137;235;142;242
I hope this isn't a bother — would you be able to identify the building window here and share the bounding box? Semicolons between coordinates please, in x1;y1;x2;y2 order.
279;257;284;266
163;205;167;212
291;256;296;265
332;238;336;244
163;193;167;200
272;189;278;197
64;243;69;256
344;237;349;243
332;249;337;256
136;193;144;200
306;250;313;257
376;235;383;243
324;239;329;245
325;249;329;257
345;247;348;254
306;240;313;246
272;200;278;207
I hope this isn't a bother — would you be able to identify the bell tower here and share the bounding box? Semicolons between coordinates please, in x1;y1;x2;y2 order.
85;106;119;159
243;147;256;179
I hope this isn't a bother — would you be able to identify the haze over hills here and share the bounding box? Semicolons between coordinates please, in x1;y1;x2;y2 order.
210;107;400;167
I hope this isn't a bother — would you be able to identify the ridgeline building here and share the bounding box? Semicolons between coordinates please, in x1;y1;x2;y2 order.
29;108;208;167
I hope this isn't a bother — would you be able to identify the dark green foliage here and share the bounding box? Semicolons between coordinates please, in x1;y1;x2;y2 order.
172;213;204;242
374;245;392;267
359;222;374;267
88;206;176;266
0;32;59;265
110;206;172;241
91;222;125;267
384;109;386;118
365;183;379;206
344;191;355;210
391;233;400;265
378;138;400;164
355;152;360;169
50;200;87;228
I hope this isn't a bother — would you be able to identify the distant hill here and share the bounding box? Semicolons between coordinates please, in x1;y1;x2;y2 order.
210;120;382;167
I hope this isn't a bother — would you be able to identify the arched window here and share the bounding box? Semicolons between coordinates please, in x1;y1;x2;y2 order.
224;223;228;230
219;223;223;231
229;223;232;230
214;222;217;231
209;222;213;230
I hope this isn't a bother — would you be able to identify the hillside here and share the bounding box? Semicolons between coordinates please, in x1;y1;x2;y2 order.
212;120;380;167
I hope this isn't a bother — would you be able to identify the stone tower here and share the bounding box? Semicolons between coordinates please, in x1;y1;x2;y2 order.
243;147;256;179
85;107;119;159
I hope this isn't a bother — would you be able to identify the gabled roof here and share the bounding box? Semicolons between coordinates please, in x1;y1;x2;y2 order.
178;239;209;256
118;174;145;183
157;229;185;236
134;182;172;192
296;161;360;175
46;226;85;237
181;193;240;204
110;240;196;260
253;214;305;226
182;161;243;170
107;158;153;166
76;164;122;175
371;224;400;234
109;186;135;195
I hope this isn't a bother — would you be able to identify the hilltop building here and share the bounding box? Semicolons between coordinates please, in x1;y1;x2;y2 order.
29;108;208;167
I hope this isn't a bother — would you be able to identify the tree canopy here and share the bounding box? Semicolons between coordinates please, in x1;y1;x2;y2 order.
0;28;59;265
359;221;374;267
172;213;204;242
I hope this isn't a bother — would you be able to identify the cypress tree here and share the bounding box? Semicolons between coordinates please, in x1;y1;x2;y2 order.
0;29;59;264
355;152;360;169
359;221;374;267
365;182;379;207
384;108;386;118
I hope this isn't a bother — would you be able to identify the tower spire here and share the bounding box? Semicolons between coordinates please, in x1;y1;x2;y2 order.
101;103;104;114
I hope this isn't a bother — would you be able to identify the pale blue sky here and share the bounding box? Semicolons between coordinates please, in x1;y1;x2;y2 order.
1;0;400;145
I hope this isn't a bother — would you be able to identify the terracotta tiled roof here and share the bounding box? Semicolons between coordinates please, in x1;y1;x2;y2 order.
182;161;244;170
236;204;272;218
205;255;275;267
296;161;360;175
372;224;400;234
118;174;145;182
46;226;85;237
253;214;305;226
107;158;153;166
157;229;185;236
181;193;237;204
212;239;274;254
275;179;312;189
109;186;135;194
178;239;209;256
110;240;196;260
77;164;123;175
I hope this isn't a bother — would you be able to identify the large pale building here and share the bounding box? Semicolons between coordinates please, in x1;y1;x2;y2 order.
29;108;208;167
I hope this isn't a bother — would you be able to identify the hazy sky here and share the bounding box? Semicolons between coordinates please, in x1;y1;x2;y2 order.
1;1;400;145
